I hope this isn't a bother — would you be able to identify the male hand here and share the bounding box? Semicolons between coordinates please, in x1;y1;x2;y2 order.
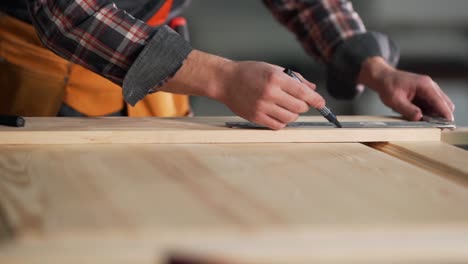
219;61;324;130
358;57;455;121
163;50;325;130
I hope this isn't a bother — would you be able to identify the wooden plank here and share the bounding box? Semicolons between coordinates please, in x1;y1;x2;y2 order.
367;141;468;188
1;143;468;240
0;116;441;144
2;143;468;262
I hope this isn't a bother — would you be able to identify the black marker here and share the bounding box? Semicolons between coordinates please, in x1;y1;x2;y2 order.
283;68;342;128
0;115;25;127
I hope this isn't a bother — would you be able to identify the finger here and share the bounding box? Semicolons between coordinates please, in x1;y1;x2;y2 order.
391;97;423;121
293;71;317;90
431;80;454;111
266;104;299;124
432;81;455;112
419;82;454;121
280;77;326;109
273;90;309;114
253;112;286;130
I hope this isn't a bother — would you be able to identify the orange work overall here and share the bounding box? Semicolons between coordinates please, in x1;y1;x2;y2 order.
0;0;190;117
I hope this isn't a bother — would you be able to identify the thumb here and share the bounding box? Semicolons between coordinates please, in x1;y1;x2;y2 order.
391;98;423;121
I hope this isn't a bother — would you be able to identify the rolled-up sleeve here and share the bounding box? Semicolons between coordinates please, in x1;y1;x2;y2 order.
263;0;399;99
27;0;192;105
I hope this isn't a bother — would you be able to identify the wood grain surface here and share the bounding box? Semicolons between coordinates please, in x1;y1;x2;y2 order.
0;116;441;144
1;142;468;263
368;141;468;188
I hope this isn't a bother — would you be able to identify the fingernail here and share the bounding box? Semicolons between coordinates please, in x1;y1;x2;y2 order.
442;103;455;121
415;111;423;120
319;99;326;108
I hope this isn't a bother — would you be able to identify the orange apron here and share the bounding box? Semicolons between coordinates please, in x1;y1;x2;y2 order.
0;14;70;116
0;1;190;117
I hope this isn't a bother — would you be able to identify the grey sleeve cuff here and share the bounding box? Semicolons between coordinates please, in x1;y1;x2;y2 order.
122;25;192;106
326;32;400;100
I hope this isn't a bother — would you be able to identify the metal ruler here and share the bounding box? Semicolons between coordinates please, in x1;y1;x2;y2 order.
226;117;456;129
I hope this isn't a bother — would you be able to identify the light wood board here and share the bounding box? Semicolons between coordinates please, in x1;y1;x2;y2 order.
442;127;468;145
1;142;468;263
0;116;441;144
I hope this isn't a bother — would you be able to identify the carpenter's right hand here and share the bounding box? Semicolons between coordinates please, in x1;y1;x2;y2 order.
217;61;325;130
161;50;325;130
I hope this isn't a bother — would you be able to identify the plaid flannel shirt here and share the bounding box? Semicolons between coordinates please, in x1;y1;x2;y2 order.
27;0;390;104
262;0;366;62
29;0;155;85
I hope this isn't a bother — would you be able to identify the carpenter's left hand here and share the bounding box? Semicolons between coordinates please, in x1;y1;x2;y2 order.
358;57;455;121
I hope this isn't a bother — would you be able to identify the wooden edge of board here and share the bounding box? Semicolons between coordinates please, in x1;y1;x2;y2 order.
0;128;441;144
3;226;468;263
442;128;468;145
165;227;468;264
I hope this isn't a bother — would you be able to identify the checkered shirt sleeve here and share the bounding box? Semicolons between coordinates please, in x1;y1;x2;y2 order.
263;0;367;63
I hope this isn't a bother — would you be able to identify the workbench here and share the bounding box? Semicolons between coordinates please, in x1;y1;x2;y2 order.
0;116;467;264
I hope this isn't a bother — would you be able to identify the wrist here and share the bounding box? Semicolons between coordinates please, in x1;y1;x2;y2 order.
357;56;395;92
162;50;235;100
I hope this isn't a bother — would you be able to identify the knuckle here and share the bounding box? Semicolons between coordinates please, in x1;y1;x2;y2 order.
301;102;310;112
292;102;308;113
252;100;265;113
261;86;275;100
251;109;263;121
287;113;299;123
250;112;263;124
265;70;280;85
296;87;307;98
308;84;317;91
310;97;325;108
270;122;285;131
249;104;265;121
419;75;433;86
382;93;400;106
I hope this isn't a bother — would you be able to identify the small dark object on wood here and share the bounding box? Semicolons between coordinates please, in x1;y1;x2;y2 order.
0;115;25;127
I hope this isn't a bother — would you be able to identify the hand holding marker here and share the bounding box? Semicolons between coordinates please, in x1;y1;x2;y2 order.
283;68;342;128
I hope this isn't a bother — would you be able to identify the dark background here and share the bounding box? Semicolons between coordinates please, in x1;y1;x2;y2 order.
184;0;468;125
